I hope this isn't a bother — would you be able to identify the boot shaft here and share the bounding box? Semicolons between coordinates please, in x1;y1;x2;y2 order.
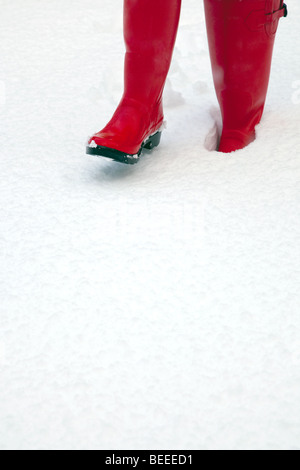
122;0;182;108
204;0;287;151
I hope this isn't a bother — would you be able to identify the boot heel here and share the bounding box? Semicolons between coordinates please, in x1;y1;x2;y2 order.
142;130;162;150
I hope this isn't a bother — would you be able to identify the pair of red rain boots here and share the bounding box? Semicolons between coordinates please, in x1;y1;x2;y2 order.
86;0;287;164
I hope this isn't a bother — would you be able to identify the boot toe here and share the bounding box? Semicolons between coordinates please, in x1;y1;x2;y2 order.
218;129;255;153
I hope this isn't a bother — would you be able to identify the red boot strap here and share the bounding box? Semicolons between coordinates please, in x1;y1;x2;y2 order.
246;3;288;31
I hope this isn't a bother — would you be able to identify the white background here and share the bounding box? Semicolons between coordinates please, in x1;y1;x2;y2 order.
0;0;299;450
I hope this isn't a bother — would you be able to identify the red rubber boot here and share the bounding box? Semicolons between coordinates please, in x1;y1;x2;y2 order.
204;0;287;153
87;0;182;164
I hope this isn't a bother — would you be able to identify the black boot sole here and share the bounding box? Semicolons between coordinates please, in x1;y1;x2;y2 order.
86;130;162;165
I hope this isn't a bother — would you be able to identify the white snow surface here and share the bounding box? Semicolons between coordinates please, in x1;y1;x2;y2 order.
0;0;300;451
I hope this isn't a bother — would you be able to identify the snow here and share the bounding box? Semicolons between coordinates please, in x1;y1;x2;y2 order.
88;140;98;148
0;0;300;451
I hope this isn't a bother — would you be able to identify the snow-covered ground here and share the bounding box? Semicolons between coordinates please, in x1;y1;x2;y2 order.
0;0;299;450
